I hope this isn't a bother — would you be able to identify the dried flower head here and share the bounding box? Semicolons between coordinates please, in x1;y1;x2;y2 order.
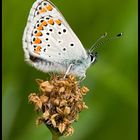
28;75;89;137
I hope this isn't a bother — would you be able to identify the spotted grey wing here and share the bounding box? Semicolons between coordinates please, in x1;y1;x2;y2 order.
23;0;88;62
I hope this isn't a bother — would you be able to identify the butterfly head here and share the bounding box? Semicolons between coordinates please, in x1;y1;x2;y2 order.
87;32;123;65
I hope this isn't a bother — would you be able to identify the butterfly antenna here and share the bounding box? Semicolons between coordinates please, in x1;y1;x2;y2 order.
89;32;108;53
89;33;123;53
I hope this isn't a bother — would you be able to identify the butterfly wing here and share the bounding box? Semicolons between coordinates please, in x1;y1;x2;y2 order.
23;0;88;66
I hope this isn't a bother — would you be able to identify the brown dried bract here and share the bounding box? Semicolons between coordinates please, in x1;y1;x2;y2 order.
28;75;89;136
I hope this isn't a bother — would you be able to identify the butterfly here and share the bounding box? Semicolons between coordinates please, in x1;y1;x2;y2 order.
22;0;122;79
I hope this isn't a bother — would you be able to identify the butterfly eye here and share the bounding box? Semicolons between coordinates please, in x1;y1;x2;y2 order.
89;53;97;63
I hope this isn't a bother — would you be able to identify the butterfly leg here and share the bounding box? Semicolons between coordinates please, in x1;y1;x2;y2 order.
64;64;74;78
48;72;52;77
78;75;86;84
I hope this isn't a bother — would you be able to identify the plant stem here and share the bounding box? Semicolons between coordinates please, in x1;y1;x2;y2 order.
47;125;60;140
52;133;59;140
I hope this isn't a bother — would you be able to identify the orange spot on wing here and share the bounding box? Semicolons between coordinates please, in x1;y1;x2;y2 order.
35;32;42;36
34;38;42;44
39;8;47;13
42;21;48;26
55;19;61;25
48;19;54;25
34;46;42;54
37;25;43;30
46;4;53;11
34;51;40;55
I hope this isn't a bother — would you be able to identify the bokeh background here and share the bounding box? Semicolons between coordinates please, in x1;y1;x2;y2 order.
2;0;138;140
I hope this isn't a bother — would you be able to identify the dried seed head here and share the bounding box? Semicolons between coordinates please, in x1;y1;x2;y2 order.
40;95;48;104
40;81;54;92
66;126;74;136
28;93;42;110
50;114;58;127
36;117;44;125
58;123;66;133
64;106;71;115
28;75;89;136
43;110;50;120
53;99;60;106
83;102;88;109
59;87;65;93
81;86;89;95
56;107;64;115
36;79;44;85
60;100;67;107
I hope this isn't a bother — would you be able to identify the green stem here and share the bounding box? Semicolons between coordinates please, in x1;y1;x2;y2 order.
46;125;61;140
52;133;59;140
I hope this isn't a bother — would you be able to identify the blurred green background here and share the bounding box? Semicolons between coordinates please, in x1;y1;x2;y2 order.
2;0;138;140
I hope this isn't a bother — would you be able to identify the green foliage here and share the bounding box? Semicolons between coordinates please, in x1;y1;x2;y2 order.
2;0;138;140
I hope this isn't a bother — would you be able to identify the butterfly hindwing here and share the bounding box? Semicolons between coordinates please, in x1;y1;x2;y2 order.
28;0;63;22
23;0;63;59
26;13;87;62
23;0;89;74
